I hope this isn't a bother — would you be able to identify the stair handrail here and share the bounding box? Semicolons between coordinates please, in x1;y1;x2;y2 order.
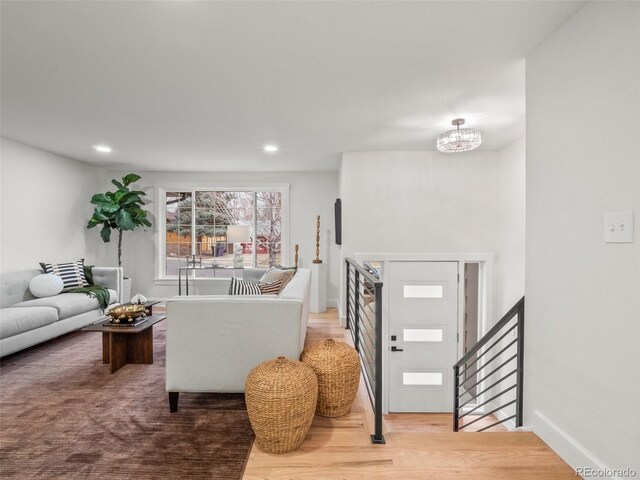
454;296;525;369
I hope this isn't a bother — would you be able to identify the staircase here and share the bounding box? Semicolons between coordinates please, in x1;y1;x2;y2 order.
453;297;525;432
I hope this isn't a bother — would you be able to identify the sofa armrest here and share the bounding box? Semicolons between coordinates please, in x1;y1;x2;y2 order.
92;267;124;303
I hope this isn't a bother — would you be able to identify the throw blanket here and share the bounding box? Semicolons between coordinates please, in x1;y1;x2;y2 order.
65;285;111;312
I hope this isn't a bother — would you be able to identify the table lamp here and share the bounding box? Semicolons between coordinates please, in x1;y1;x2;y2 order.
227;225;250;268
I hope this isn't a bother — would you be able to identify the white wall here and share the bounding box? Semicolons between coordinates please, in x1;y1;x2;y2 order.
339;150;512;318
340;150;501;256
108;170;340;301
0;137;108;273
526;2;640;474
496;137;526;317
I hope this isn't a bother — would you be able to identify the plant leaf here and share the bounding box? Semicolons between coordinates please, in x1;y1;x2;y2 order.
111;179;124;189
122;173;141;186
115;210;136;230
92;209;110;221
100;203;120;214
100;224;112;243
90;193;110;205
87;217;101;228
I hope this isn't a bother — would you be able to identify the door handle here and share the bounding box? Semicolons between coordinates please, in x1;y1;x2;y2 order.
391;346;404;352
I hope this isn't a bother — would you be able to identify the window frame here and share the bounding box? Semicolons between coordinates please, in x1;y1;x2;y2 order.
155;184;290;283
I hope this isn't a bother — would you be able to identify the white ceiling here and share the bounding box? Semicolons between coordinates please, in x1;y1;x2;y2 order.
0;1;585;172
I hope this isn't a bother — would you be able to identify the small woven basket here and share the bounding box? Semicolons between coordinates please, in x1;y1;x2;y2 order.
301;339;361;417
245;356;318;454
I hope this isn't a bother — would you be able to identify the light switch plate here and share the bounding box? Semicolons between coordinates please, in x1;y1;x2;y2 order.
604;211;634;243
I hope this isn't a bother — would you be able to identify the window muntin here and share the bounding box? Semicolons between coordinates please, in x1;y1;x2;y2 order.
163;189;283;278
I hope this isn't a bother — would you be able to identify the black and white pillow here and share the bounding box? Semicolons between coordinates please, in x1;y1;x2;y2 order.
39;259;89;290
228;277;262;295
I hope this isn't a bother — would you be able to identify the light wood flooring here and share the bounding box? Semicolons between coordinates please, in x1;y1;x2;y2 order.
243;308;578;480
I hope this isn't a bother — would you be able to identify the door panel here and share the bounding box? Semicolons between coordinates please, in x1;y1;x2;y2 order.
389;261;458;412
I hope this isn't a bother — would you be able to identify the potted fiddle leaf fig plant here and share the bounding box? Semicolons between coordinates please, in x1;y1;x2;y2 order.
87;173;151;302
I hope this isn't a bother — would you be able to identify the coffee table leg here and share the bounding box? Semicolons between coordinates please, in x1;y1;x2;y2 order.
102;333;110;364
127;327;154;364
109;333;128;374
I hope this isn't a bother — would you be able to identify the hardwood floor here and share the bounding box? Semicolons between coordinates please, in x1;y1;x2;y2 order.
243;308;578;479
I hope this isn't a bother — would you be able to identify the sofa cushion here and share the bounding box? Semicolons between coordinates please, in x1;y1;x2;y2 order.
29;274;64;298
10;289;118;320
39;259;89;290
0;307;58;339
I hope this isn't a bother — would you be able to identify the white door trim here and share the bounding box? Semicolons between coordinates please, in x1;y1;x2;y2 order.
354;252;495;415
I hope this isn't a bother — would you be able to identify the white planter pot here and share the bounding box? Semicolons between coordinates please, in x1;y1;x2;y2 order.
121;278;132;304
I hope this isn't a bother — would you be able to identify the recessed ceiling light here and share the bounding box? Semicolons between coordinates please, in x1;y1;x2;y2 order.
263;144;278;153
93;145;112;153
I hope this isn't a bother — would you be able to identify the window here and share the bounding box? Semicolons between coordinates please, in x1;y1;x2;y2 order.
160;188;286;279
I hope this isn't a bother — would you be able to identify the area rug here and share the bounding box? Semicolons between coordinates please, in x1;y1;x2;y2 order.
0;321;254;479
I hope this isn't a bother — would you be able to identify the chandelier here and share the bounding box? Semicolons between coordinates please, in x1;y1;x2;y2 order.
437;118;482;153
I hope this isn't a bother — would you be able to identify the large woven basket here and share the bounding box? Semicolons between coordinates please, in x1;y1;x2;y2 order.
301;339;360;417
245;356;318;454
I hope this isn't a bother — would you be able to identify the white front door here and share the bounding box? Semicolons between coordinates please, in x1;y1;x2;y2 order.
388;261;459;412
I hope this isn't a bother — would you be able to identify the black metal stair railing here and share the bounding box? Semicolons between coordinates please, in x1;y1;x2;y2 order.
345;257;385;444
453;297;525;432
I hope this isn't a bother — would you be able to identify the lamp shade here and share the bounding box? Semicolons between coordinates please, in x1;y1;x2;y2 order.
227;225;251;243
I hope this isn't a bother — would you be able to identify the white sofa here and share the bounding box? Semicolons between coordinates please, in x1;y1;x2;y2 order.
0;267;123;357
165;268;311;411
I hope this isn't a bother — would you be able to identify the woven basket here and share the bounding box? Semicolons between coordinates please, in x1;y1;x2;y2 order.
301;339;361;417
245;356;318;454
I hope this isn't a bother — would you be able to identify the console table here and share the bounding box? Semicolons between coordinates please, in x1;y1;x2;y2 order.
178;265;244;295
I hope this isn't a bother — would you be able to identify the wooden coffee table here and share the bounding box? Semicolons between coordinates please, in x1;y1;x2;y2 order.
82;314;166;373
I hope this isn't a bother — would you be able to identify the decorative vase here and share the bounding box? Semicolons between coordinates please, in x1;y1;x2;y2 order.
245;356;318;454
301;339;360;417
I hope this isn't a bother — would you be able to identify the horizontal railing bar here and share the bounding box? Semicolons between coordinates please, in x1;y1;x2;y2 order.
359;343;376;371
459;338;519;380
346;258;384;288
458;353;518;398
477;415;517;433
357;322;377;353
459;384;517;419
458;323;517;375
459;400;517;431
357;298;376;318
459;370;517;409
455;296;524;368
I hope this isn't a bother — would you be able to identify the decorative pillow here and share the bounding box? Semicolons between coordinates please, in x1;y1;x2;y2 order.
29;274;64;298
39;259;89;290
259;267;295;287
228;277;262;295
258;279;284;295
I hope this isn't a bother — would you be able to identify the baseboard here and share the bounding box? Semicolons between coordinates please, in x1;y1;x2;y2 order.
335;301;346;327
532;410;619;479
327;299;338;309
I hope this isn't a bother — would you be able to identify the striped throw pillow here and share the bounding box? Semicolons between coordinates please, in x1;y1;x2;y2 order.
228;277;262;295
259;279;284;295
39;259;89;290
